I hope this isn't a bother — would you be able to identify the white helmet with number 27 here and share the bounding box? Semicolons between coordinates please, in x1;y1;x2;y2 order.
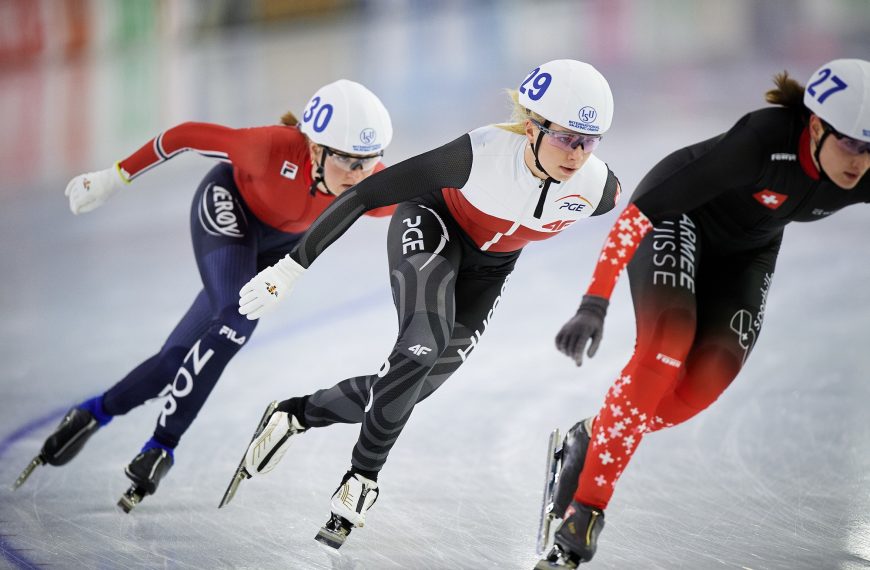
803;58;870;143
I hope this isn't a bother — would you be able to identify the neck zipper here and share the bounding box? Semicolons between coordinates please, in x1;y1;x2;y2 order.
533;178;554;219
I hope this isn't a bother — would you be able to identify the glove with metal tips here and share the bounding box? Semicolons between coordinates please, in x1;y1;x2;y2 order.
238;254;306;320
555;294;609;366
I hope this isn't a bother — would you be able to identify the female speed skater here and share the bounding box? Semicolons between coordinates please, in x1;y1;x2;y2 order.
14;79;396;512
224;59;624;549
536;58;870;568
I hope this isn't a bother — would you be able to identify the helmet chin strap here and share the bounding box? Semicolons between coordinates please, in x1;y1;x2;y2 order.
309;147;338;196
531;120;557;182
530;119;561;219
812;126;833;183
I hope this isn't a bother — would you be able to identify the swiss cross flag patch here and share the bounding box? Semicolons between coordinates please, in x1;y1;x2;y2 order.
753;189;788;209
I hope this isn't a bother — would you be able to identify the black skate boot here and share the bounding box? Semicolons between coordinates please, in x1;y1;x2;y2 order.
535;501;605;569
118;440;174;513
552;418;593;518
314;469;379;549
13;397;110;490
537;417;593;553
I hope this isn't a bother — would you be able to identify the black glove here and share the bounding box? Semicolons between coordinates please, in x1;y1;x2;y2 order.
555;294;609;366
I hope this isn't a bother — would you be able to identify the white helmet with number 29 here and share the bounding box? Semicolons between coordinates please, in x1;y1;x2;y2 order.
518;59;614;135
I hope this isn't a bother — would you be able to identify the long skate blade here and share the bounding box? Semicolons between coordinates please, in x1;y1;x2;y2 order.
217;400;278;508
314;514;353;549
12;455;45;490
534;557;578;570
218;466;249;509
536;428;562;555
314;526;349;549
534;545;579;570
118;486;145;513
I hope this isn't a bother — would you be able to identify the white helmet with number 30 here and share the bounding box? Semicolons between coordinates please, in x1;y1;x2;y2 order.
299;79;393;154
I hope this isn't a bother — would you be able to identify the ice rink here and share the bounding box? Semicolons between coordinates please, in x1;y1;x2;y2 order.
2;1;870;568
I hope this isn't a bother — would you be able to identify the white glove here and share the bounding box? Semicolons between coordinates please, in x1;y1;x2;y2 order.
65;164;128;215
238;254;306;320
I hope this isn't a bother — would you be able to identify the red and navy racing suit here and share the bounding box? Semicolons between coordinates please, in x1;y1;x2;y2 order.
93;122;391;448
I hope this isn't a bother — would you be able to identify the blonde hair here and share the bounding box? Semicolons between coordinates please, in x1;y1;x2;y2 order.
280;110;300;126
765;71;805;109
495;89;547;135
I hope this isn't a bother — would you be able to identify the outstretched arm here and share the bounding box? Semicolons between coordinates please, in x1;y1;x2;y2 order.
555;113;767;365
555;203;653;365
585;203;653;301
65;122;268;215
118;122;268;181
238;134;474;320
289;134;473;268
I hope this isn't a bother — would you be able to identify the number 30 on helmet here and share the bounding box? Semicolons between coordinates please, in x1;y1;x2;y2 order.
299;79;394;155
518;59;615;135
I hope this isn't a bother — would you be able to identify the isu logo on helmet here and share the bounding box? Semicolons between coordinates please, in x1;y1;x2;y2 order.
579;106;597;123
360;128;377;145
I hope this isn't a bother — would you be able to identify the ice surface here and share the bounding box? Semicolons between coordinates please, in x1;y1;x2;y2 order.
1;2;869;568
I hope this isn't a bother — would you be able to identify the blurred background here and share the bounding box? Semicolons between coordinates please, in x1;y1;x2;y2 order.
1;1;869;569
3;0;868;190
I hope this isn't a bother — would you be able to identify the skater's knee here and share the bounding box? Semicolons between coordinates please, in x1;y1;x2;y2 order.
678;344;742;409
396;311;452;368
633;308;696;380
634;354;683;379
208;307;257;349
641;307;695;354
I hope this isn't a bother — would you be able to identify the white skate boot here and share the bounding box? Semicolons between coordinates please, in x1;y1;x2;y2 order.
218;400;307;508
315;471;379;549
244;410;306;475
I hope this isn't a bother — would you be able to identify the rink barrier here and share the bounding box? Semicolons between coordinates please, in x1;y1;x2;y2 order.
0;0;355;65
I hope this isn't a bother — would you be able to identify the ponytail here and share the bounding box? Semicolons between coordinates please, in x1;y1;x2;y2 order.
765;71;805;109
495;89;548;135
280;110;299;126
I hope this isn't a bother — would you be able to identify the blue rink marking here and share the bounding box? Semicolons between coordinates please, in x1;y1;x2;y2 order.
0;406;70;466
0;405;70;569
0;289;389;569
0;544;43;570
